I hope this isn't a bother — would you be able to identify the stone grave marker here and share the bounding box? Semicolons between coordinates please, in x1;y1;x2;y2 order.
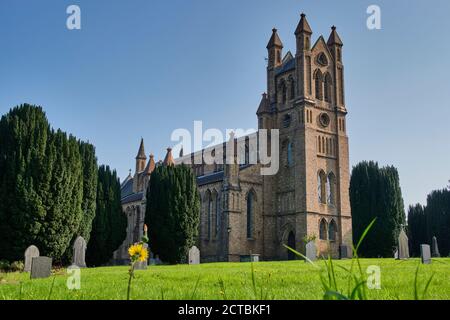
397;229;410;260
305;241;317;262
30;256;52;279
72;236;87;268
188;246;200;265
432;236;440;258
420;244;431;264
24;245;40;272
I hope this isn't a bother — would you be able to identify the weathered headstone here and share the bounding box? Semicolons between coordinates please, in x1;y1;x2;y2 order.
432;236;440;258
250;254;260;262
305;241;317;262
24;245;40;272
134;243;149;270
188;246;200;265
397;229;409;259
339;244;352;259
394;249;398;259
72;236;87;268
420;244;431;264
30;256;52;279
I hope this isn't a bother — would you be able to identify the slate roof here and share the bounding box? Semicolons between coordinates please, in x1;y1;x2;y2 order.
122;191;144;204
275;57;295;76
121;177;134;199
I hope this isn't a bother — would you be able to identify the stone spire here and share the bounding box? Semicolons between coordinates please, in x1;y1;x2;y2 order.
136;138;146;160
327;25;343;46
266;28;283;49
295;13;312;35
135;138;147;173
144;154;155;175
163;147;175;166
266;28;283;69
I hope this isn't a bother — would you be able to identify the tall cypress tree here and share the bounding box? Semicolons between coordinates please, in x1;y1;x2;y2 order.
0;104;84;262
350;161;406;257
425;189;450;257
407;204;427;257
145;164;200;264
86;165;126;266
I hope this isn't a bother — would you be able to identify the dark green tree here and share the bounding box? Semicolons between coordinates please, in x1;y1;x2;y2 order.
145;164;200;264
86;165;126;266
407;204;427;257
425;189;450;257
0;104;84;262
350;161;406;257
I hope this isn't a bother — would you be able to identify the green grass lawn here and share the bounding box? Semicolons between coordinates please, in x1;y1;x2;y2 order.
0;258;449;300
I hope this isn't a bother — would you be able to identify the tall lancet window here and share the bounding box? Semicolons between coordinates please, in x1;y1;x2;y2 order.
246;191;255;239
324;73;332;103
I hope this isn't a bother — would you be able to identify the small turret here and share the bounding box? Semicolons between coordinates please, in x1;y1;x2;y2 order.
163;148;175;166
135;138;147;173
295;13;312;55
266;28;283;69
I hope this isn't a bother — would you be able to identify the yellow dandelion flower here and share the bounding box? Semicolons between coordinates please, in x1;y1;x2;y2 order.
138;248;149;262
128;245;137;257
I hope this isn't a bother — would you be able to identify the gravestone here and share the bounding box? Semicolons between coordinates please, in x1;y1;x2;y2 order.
305;241;317;262
339;244;352;259
134;243;149;270
394;249;398;259
72;236;87;268
250;254;260;262
24;245;40;272
188;246;200;265
30;256;52;279
155;255;162;265
397;229;410;260
432;236;440;258
420;244;431;264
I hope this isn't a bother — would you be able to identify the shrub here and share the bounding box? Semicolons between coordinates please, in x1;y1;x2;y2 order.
0;260;10;272
9;261;24;272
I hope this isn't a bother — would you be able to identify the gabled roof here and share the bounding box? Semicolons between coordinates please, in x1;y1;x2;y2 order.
295;13;312;35
282;51;294;64
256;93;269;115
311;35;334;60
266;28;283;49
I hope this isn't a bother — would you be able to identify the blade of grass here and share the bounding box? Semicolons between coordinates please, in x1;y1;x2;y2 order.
190;275;201;300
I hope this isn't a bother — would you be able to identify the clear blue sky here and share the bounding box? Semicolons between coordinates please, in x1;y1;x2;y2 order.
1;0;449;209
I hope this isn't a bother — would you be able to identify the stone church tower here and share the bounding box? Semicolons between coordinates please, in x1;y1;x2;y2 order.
258;13;352;258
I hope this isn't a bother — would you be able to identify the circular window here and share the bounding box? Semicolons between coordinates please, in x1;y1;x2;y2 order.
317;52;328;66
319;113;330;127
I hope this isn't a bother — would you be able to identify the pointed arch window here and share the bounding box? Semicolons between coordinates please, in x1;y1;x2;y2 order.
327;173;336;205
290;78;295;100
207;191;212;240
215;193;220;237
319;219;328;240
324;73;332;103
246;191;255;239
314;70;323;101
328;220;337;241
287;141;293;167
318;170;327;204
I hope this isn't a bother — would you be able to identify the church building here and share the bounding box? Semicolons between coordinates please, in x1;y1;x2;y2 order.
114;14;352;263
